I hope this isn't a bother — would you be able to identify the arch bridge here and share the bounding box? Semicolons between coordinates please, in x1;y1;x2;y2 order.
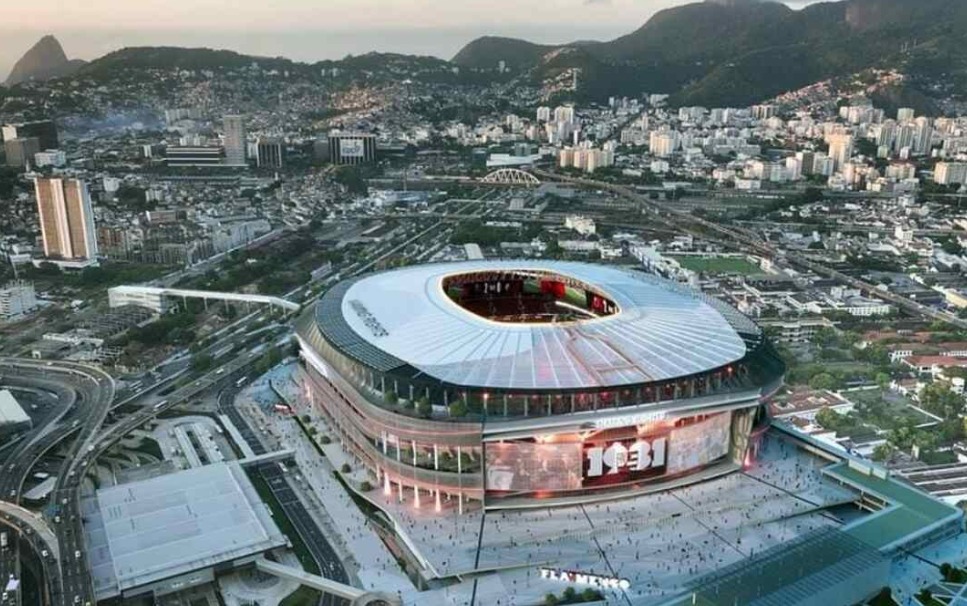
481;168;541;187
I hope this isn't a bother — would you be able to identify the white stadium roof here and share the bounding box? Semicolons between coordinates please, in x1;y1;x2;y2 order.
335;261;752;390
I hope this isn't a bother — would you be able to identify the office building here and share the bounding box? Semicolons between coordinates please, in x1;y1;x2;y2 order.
34;177;98;267
4;137;40;168
2;119;58;150
165;146;224;167
255;137;285;168
328;132;377;165
222;115;247;166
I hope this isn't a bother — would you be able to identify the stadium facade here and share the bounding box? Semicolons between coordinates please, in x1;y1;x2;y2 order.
296;261;784;512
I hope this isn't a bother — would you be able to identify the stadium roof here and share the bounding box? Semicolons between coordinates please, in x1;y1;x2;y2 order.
327;261;755;390
85;462;287;598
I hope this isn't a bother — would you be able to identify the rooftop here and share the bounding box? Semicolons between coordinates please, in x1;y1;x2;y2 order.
0;389;30;426
84;462;287;599
323;260;759;390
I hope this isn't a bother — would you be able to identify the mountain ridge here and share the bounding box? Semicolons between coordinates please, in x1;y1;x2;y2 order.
451;0;967;106
5;35;85;86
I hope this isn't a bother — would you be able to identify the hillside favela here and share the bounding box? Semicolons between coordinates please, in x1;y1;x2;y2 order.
6;1;967;605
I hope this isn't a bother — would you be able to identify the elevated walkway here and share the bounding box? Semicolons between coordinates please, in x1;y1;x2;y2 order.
254;558;401;605
109;285;301;312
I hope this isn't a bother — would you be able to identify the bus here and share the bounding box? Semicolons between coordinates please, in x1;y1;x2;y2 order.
153;400;168;411
235;376;248;388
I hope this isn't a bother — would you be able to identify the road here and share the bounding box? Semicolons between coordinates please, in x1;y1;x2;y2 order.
533;168;967;332
0;359;115;606
0;191;491;605
217;387;349;606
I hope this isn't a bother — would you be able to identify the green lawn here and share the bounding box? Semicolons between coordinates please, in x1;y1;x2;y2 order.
669;255;762;275
280;586;322;606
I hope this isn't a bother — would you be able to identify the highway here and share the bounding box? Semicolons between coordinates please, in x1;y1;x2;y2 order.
0;359;115;606
0;197;489;605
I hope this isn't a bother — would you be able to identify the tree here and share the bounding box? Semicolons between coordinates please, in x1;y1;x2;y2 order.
190;353;214;372
562;587;576;602
815;407;844;431
449;399;468;417
340;463;351;473
383;390;398;406
919;382;964;420
544;594;559;606
872;443;895;462
359;481;373;492
809;373;838;391
875;373;891;390
416;397;432;418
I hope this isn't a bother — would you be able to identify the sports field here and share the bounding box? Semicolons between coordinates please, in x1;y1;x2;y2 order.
670;255;762;275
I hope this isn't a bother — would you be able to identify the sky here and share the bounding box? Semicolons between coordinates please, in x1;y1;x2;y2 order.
0;0;835;80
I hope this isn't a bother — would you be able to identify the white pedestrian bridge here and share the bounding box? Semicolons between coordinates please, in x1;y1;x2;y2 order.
108;285;301;314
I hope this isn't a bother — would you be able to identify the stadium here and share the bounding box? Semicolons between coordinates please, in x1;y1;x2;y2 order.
295;260;785;511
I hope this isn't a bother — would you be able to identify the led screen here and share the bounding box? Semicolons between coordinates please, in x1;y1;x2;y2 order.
485;441;583;491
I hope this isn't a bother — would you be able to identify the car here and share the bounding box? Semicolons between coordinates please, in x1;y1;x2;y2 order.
74;550;81;560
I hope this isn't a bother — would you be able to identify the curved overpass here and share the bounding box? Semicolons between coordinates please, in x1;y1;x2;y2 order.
0;359;115;606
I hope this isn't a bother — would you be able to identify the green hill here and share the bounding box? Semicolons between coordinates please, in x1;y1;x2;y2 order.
451;0;967;106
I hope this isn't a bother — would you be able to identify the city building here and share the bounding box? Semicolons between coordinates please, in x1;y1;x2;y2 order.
296;261;784;513
33;149;66;168
222;115;247;166
164;146;225;167
83;462;288;601
650;130;681;158
4;137;40;168
935;162;967;186
826;133;854;171
0;281;38;320
553;105;575;125
328;132;377;165
0;389;31;441
2;119;58;150
897;107;916;122
564;215;596;236
255;137;285;168
34;177;98;268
